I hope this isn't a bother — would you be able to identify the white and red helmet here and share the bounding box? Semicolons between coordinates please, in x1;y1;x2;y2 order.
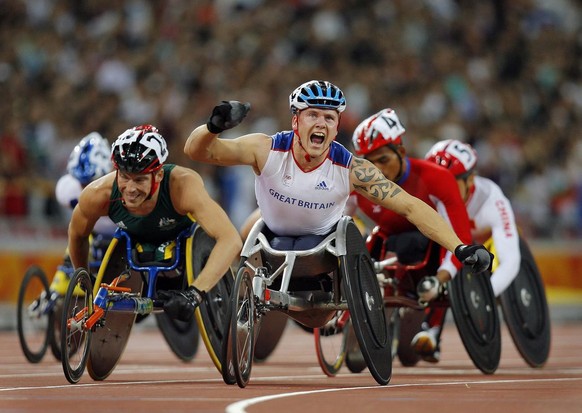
351;108;406;156
424;139;478;178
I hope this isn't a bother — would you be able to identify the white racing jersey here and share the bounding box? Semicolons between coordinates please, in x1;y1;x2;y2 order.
467;176;521;297
255;131;352;236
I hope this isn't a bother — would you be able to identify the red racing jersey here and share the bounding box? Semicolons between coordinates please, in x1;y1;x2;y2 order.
355;157;472;276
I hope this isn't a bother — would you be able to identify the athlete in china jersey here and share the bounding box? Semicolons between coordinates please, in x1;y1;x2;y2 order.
466;176;520;296
255;131;352;237
354;157;472;276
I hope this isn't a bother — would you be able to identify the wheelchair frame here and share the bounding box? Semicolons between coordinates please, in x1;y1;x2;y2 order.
60;223;231;384
222;217;391;388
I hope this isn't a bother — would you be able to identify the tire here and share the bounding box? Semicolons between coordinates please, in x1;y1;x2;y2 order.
499;237;551;367
49;300;64;361
188;226;233;374
155;312;200;362
17;265;51;363
230;266;255;388
315;310;349;377
61;268;93;384
396;308;424;367
344;306;400;374
254;311;287;362
449;267;501;374
340;220;391;385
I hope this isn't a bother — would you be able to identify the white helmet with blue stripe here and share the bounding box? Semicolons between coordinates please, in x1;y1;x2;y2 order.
289;80;347;114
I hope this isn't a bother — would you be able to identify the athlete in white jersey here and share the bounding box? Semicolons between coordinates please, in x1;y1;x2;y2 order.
425;139;521;297
56;132;117;236
50;132;116;296
183;80;492;274
256;130;351;236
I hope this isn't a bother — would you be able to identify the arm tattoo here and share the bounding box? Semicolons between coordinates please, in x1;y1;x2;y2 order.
351;157;402;200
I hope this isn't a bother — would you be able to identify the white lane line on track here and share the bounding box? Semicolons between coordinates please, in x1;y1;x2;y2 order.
226;377;582;413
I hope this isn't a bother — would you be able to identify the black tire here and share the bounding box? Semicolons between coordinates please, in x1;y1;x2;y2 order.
155;312;200;362
396;308;424;367
340;220;391;385
230;266;255;388
220;299;236;385
385;306;401;360
345;306;400;373
315;310;349;377
254;311;287;362
17;265;51;363
49;300;64;361
61;268;93;384
189;226;233;373
499;237;551;367
449;267;501;374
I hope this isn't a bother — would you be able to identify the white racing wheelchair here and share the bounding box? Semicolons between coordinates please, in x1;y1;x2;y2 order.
221;216;392;388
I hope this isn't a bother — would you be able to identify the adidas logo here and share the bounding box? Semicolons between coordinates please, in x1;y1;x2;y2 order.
315;181;329;190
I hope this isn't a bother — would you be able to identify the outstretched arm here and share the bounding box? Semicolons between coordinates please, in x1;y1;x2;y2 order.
171;167;243;292
184;101;262;169
350;157;491;271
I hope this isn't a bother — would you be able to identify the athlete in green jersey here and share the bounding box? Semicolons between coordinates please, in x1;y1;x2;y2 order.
67;124;242;321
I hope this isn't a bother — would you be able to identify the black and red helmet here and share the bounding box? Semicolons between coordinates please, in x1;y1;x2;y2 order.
111;125;168;174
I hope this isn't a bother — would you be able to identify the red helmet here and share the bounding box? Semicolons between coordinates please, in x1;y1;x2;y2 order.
424;139;478;178
351;108;406;156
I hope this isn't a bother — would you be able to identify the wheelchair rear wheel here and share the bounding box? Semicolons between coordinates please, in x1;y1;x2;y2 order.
340;220;391;385
17;265;51;363
499;237;551;367
155;312;200;362
396;308;424;367
188;226;233;373
61;268;93;384
449;267;501;374
254;311;287;362
229;266;255;388
87;239;139;381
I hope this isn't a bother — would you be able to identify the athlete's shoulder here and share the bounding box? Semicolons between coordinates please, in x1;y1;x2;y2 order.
329;141;352;168
271;131;293;151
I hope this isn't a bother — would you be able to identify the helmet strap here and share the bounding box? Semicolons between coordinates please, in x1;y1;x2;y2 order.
146;170;161;201
387;144;405;182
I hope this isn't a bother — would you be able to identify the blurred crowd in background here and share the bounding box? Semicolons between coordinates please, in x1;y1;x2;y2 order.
0;0;581;239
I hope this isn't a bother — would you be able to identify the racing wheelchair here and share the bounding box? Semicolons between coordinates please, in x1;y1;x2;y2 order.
315;227;502;376
221;216;392;388
59;223;232;384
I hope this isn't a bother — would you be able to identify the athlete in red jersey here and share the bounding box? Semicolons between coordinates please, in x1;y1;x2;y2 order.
349;108;473;362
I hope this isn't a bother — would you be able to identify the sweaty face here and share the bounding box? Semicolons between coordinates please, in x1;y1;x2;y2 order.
293;108;339;161
364;145;403;181
116;171;154;209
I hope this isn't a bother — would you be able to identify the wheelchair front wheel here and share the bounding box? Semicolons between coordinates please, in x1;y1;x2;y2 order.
17;265;51;363
230;266;255;388
61;268;94;384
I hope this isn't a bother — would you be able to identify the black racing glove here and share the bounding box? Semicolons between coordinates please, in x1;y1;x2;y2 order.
157;286;205;322
206;100;251;134
454;244;494;274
